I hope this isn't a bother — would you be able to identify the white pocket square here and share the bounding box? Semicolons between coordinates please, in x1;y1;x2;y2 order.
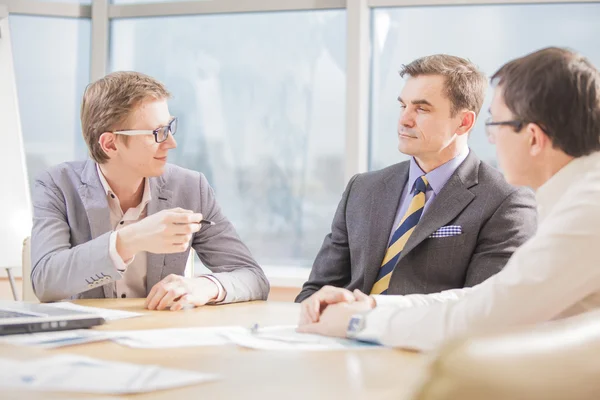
429;225;462;238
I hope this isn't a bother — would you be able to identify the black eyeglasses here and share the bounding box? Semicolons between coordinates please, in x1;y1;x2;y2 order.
484;118;525;131
114;117;178;143
484;117;525;142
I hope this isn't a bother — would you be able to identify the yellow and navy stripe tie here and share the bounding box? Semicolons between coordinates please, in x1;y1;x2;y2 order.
371;175;430;295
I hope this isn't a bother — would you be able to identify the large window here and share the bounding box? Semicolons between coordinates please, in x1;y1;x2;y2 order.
9;15;91;188
112;0;195;3
34;0;90;3
370;3;600;171
6;0;600;273
110;11;347;267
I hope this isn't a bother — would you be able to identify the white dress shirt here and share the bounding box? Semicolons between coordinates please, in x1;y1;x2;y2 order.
356;152;600;350
97;164;225;301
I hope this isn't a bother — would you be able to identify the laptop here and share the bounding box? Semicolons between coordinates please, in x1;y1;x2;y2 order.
0;301;105;335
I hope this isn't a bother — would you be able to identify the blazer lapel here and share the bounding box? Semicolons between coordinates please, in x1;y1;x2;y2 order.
399;151;480;260
78;160;113;298
363;163;410;293
145;176;174;293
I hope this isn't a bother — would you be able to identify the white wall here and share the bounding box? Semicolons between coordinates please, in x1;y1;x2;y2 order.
0;8;32;278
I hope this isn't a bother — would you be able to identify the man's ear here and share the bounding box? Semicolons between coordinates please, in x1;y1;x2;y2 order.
456;110;476;136
527;123;549;157
98;132;118;159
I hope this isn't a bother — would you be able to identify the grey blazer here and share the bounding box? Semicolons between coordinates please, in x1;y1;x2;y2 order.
31;159;269;303
296;151;537;302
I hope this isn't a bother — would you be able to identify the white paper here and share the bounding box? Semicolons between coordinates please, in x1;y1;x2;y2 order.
0;329;124;348
0;355;219;394
45;302;144;321
223;325;383;351
110;326;247;349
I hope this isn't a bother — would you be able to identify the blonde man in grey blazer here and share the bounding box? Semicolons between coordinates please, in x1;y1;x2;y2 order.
31;71;269;309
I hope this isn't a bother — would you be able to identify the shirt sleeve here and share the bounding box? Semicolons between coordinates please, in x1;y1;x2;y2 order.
373;287;473;308
109;231;134;273
357;181;600;350
200;275;227;303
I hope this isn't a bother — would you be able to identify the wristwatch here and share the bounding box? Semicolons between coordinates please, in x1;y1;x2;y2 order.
346;311;368;339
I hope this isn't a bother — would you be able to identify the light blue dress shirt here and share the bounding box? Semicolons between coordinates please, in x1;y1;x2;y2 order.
388;147;470;243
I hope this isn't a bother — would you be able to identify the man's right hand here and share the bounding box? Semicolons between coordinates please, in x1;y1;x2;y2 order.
299;286;356;325
116;208;203;260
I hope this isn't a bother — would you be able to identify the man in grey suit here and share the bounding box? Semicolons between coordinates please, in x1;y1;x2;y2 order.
31;71;269;309
296;55;537;321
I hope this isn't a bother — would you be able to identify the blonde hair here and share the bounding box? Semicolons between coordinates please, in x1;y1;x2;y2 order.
80;71;171;163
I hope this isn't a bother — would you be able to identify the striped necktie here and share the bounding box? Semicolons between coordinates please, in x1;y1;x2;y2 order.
371;175;430;295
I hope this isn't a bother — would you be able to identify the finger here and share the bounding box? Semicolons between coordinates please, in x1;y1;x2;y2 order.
354;289;377;307
146;285;168;310
145;275;182;308
300;300;315;324
353;289;369;301
321;289;355;305
298;308;309;326
169;239;191;254
171;223;201;235
312;296;321;322
168;207;194;214
169;212;204;224
157;285;188;311
145;282;161;308
170;234;193;245
170;295;192;311
173;293;207;310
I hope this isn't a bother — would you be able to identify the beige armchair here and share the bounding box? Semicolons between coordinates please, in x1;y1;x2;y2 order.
412;310;600;400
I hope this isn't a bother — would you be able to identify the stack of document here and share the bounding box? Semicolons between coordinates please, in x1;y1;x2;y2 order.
0;329;121;348
111;326;247;348
2;325;381;351
0;355;219;394
223;325;382;351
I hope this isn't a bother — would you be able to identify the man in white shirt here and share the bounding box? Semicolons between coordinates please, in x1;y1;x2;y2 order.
297;47;600;350
31;71;269;309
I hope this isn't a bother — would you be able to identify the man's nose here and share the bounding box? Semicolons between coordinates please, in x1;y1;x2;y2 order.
399;109;415;128
163;132;177;149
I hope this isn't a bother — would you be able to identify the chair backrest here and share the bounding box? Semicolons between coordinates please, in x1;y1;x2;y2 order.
21;236;37;302
411;310;600;400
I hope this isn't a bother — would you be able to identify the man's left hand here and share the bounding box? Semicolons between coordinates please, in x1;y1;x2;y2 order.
296;290;375;338
145;274;219;311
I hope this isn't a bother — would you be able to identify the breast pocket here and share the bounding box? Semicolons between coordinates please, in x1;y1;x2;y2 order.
425;233;466;249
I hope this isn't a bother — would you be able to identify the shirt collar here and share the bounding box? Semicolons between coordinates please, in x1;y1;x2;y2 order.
95;163;152;209
407;147;470;194
536;152;600;222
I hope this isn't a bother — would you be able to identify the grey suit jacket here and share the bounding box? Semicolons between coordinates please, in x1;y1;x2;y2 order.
31;159;269;303
296;151;537;302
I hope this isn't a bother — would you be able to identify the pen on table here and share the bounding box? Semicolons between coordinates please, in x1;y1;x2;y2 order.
248;323;308;343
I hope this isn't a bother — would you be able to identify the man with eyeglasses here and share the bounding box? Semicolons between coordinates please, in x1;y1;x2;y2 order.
30;71;269;309
297;47;600;350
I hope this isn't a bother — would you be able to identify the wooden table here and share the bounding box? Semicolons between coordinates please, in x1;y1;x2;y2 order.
0;299;428;399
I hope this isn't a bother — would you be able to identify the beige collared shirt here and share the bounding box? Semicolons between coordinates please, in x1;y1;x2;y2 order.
357;152;600;350
97;164;151;298
97;165;226;301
